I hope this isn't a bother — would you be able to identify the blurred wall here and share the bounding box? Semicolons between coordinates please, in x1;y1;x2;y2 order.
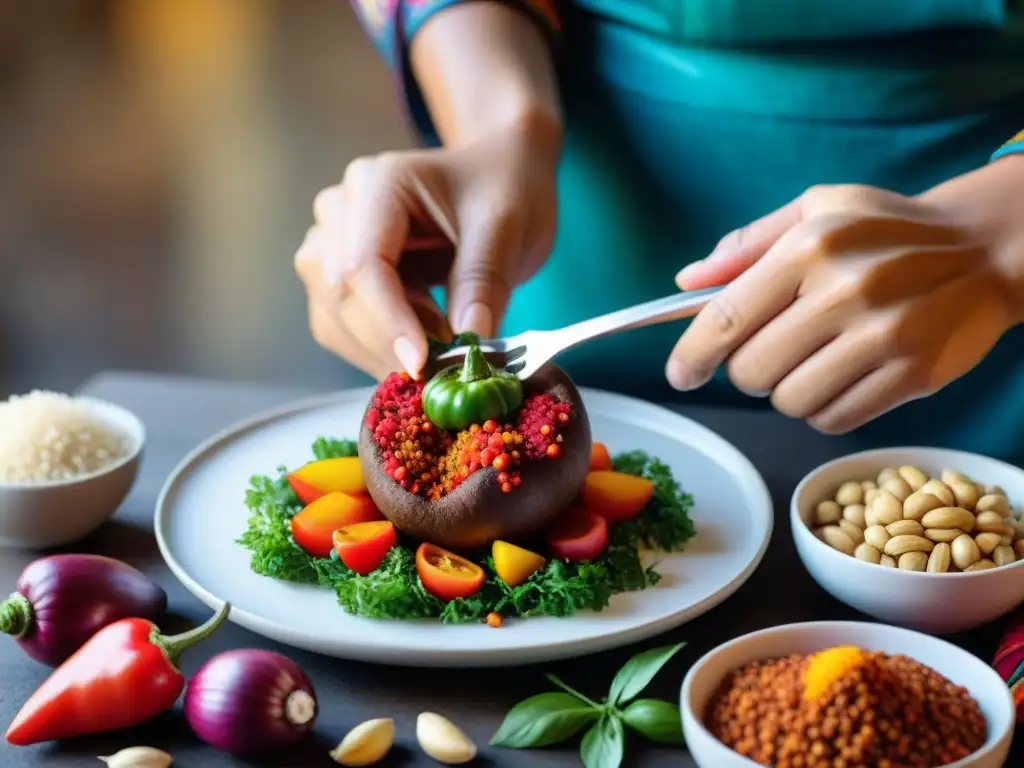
0;0;416;396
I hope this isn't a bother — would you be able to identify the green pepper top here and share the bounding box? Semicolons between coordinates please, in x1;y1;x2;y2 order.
422;343;524;432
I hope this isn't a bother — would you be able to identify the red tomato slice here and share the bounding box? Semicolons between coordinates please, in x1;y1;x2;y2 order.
332;521;397;575
589;442;613;472
415;543;485;602
548;510;609;562
290;492;383;558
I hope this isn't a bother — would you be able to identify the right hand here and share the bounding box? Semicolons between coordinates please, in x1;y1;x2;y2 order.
294;125;559;380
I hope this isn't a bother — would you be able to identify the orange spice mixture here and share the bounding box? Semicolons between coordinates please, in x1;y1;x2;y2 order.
705;646;987;768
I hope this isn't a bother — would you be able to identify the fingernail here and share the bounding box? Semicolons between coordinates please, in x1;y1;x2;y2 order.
675;263;701;286
457;302;493;336
666;360;697;391
393;336;423;376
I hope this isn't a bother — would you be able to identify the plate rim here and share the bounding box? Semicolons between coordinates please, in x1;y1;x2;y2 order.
154;386;775;667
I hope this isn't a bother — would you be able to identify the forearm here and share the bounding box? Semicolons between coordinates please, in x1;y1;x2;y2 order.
410;3;562;157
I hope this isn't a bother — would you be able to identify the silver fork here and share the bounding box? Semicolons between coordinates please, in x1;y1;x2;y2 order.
430;286;723;379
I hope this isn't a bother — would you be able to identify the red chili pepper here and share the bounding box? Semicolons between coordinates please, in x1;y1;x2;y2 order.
5;602;230;746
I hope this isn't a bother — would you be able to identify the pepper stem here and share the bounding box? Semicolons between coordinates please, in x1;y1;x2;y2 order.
154;601;231;668
459;344;494;383
0;593;33;639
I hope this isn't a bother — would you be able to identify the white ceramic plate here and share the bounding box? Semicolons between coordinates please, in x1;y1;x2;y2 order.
155;387;773;667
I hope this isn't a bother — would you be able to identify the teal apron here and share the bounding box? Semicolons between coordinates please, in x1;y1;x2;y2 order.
494;1;1024;463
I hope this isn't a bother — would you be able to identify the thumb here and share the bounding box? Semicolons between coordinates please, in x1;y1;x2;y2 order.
676;198;802;290
446;209;521;337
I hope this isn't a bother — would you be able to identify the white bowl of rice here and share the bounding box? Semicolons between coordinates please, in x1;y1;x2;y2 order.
0;391;144;549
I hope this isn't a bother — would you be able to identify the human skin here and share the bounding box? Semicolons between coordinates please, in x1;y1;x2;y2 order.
293;5;562;380
669;154;1024;434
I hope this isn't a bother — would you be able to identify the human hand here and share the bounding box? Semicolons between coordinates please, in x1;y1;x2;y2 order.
667;156;1024;433
295;125;559;380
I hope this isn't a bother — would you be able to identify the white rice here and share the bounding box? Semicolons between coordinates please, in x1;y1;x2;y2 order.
0;391;130;484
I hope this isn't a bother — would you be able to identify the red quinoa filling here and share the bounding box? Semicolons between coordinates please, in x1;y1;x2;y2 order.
366;372;571;499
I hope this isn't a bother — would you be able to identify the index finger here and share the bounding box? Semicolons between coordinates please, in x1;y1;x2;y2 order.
324;166;429;376
666;224;812;391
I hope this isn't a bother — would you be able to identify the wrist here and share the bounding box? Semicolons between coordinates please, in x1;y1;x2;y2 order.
921;155;1024;324
982;155;1024;325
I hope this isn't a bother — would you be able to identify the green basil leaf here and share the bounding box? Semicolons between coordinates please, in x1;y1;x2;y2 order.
580;714;625;768
490;692;600;748
608;642;686;705
622;698;684;744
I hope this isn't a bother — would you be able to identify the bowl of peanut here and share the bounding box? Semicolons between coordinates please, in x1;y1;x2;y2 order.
681;621;1015;768
791;447;1024;633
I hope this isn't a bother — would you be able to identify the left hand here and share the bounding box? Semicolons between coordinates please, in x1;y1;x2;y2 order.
667;156;1024;434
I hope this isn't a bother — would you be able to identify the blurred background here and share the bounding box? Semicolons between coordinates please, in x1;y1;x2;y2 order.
0;0;415;397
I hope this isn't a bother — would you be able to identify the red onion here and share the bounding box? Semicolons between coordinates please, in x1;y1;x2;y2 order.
184;649;318;755
1;554;167;666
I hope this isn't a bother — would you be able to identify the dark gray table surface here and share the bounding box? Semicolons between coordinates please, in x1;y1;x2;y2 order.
0;371;1020;767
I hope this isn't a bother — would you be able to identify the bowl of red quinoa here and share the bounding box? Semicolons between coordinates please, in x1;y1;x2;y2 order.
681;621;1014;768
792;447;1024;634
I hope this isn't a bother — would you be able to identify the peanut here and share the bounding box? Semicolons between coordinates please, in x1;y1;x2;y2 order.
920;479;956;507
982;484;1006;497
820;526;856;555
1015;540;1024;559
903;491;944;522
864;488;880;507
924;528;964;543
879;554;897;568
877;467;900;485
993;545;1017;567
951;534;982;570
920;507;975;532
842;503;867;529
926;543;951;573
965;558;996;572
838;519;865;545
976;494;1011;517
416;713;477;765
871;490;904;526
941;468;971;486
974;511;1006;534
814;500;842;526
974;532;1002;555
861;480;878;493
897;465;928;491
881;476;913;503
885;520;924;538
330;718;395;767
884;535;934;557
864;525;891;552
898;551;929;571
835;481;863;507
855;542;882;564
949;481;979;511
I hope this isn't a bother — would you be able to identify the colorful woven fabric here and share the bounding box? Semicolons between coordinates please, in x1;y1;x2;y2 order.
991;128;1024;162
993;609;1024;722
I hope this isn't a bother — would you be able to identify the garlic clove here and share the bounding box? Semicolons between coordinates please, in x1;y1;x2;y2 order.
329;718;395;766
416;712;477;765
97;747;174;768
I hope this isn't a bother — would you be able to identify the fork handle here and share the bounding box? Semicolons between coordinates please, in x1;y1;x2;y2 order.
551;286;723;349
